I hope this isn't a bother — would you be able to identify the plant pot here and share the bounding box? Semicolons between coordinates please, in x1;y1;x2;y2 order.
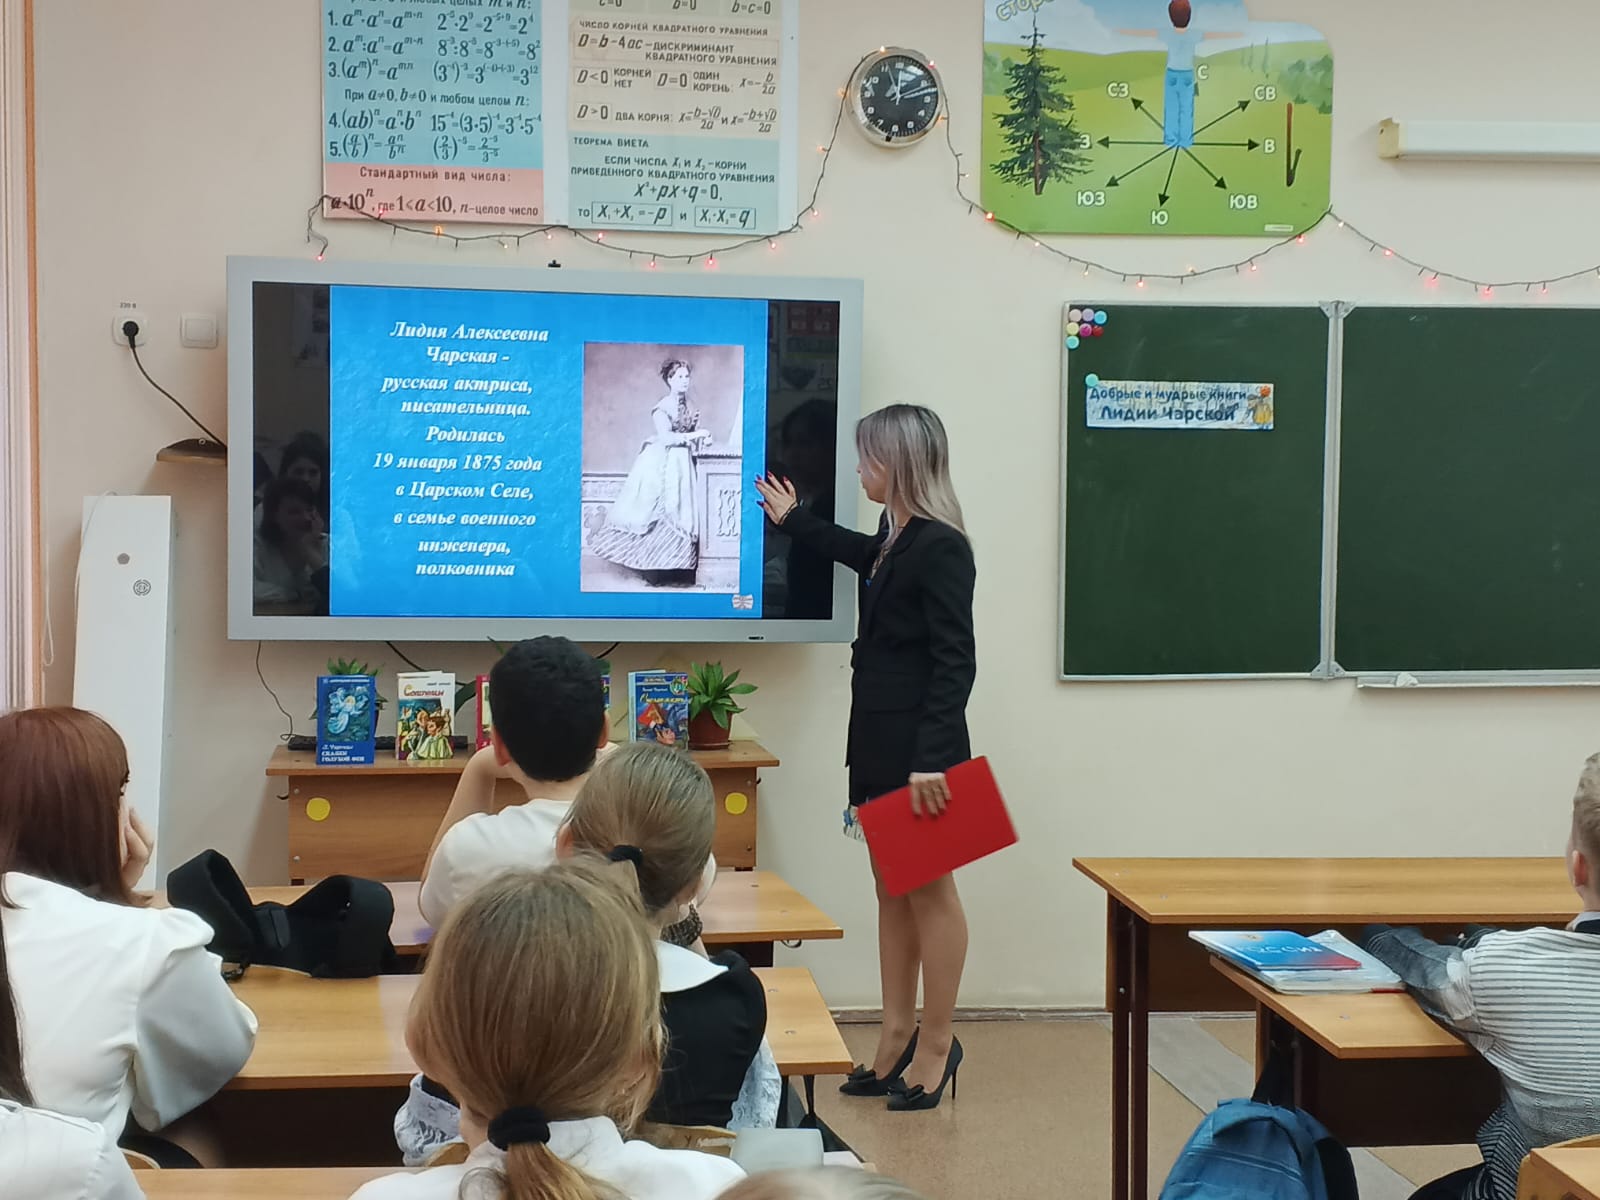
688;710;731;750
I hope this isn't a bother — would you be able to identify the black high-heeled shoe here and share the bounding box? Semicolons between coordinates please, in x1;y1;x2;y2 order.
886;1036;963;1111
838;1028;919;1096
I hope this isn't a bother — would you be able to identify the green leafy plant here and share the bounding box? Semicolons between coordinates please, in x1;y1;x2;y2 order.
687;661;756;731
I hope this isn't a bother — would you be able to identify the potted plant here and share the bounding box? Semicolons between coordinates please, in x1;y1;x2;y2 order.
686;661;756;751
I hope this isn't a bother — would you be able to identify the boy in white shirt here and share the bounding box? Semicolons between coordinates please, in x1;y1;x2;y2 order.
419;637;609;927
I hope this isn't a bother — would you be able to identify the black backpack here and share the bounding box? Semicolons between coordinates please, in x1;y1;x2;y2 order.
167;850;399;978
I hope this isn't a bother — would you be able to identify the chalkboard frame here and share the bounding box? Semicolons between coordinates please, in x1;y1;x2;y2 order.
1058;300;1343;682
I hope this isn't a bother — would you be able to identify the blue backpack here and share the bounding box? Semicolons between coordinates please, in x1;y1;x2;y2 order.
1159;1097;1359;1200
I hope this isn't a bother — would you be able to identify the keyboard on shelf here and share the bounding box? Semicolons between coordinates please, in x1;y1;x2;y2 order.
285;734;471;754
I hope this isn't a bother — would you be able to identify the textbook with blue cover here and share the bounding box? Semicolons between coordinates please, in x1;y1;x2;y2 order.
1192;929;1404;994
1190;930;1361;972
316;674;377;765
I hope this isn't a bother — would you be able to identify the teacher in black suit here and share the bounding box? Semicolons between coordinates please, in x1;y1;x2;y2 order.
756;403;976;1113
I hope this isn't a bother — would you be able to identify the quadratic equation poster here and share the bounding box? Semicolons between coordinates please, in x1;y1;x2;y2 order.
322;0;798;233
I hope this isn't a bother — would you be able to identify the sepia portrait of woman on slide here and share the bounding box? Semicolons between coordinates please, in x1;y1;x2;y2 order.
589;358;714;584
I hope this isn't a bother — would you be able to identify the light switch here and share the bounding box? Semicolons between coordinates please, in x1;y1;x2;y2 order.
180;313;218;349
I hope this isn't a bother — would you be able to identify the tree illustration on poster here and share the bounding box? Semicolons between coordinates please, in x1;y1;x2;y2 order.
981;0;1333;236
992;20;1092;196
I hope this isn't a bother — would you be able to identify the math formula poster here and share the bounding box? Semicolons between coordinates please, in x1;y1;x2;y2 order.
321;0;798;232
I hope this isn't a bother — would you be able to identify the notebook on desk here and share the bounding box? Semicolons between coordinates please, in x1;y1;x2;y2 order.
857;757;1017;897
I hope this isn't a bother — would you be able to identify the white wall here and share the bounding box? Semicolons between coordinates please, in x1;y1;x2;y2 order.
32;0;1600;1008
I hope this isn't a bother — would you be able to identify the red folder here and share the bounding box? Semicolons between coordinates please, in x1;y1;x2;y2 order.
856;757;1017;897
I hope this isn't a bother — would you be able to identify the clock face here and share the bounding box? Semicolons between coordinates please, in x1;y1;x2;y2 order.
854;52;941;146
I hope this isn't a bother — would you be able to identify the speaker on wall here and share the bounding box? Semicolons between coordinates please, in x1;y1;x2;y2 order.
72;495;175;890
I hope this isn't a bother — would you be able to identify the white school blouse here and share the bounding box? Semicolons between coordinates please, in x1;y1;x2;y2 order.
351;1116;744;1200
1;872;259;1140
419;796;572;927
0;1100;144;1200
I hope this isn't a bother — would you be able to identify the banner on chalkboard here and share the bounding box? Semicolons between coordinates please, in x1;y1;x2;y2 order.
1086;380;1275;430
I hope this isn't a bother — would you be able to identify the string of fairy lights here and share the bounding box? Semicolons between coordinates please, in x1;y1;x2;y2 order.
305;73;1600;298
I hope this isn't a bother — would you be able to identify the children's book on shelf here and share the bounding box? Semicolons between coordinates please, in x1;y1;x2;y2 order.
316;675;377;766
475;675;492;750
1191;929;1403;994
628;670;689;747
396;671;456;761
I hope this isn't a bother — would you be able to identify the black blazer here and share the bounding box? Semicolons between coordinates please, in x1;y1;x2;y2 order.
781;508;977;802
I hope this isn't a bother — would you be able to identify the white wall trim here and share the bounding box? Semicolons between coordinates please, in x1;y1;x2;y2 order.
0;0;39;709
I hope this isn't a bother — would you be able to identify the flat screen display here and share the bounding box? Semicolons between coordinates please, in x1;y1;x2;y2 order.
228;259;861;642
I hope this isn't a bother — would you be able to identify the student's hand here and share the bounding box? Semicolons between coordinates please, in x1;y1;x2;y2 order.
121;807;155;889
908;772;950;818
754;473;799;524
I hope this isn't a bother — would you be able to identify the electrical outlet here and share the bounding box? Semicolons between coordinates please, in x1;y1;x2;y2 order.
111;306;150;347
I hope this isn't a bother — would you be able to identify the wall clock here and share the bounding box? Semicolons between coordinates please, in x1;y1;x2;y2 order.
849;48;943;148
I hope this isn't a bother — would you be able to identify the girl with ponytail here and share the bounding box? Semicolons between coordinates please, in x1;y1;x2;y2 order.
353;860;743;1200
397;743;776;1166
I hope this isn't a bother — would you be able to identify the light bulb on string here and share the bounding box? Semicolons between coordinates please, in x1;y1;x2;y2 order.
706;255;718;269
1135;276;1146;288
984;211;995;221
1296;235;1307;245
1542;283;1551;295
1383;248;1394;258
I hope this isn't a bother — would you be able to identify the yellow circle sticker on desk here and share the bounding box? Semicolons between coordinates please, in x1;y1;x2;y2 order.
305;797;332;823
724;792;749;817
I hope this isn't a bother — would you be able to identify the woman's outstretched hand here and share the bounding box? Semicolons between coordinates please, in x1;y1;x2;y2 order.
755;473;799;525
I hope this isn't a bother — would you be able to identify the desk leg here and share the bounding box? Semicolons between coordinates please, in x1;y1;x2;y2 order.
1109;898;1132;1200
804;1075;816;1117
1130;909;1150;1200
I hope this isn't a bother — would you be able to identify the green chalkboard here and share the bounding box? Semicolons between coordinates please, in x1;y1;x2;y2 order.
1063;304;1331;677
1336;307;1600;672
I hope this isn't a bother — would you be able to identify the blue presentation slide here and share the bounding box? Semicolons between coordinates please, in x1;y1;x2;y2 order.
327;284;768;619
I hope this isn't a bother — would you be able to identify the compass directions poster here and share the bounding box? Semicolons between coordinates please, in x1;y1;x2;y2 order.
982;0;1332;236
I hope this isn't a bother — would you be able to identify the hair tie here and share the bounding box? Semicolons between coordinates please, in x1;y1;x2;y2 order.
487;1106;552;1150
608;844;644;869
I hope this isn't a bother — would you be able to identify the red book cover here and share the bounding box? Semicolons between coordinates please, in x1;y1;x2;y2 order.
475;675;492;751
856;758;1017;897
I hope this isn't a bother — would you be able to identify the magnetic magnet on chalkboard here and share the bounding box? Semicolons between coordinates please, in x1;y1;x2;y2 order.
1085;373;1101;388
1095;310;1109;324
1069;308;1083;321
1067;336;1081;350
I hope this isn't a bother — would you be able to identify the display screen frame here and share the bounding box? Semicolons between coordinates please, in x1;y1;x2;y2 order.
226;256;863;643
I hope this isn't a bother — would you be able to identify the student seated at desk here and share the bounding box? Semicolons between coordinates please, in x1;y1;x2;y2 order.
400;743;774;1163
1363;753;1600;1200
0;827;143;1200
353;862;745;1200
0;708;257;1146
419;637;610;928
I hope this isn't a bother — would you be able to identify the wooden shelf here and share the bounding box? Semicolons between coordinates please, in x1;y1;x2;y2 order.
266;739;779;777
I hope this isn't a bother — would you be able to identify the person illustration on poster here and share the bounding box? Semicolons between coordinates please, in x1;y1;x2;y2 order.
1118;1;1242;149
589;359;714;584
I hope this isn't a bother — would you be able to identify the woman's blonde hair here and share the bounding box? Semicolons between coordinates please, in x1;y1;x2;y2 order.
563;741;715;922
855;404;966;538
720;1168;929;1200
408;861;663;1200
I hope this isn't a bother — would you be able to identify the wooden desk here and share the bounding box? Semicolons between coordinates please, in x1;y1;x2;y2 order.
137;1168;396;1199
1521;1147;1600;1200
241;871;844;964
1212;960;1500;1148
230;965;850;1090
1074;857;1574;1200
270;741;780;881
